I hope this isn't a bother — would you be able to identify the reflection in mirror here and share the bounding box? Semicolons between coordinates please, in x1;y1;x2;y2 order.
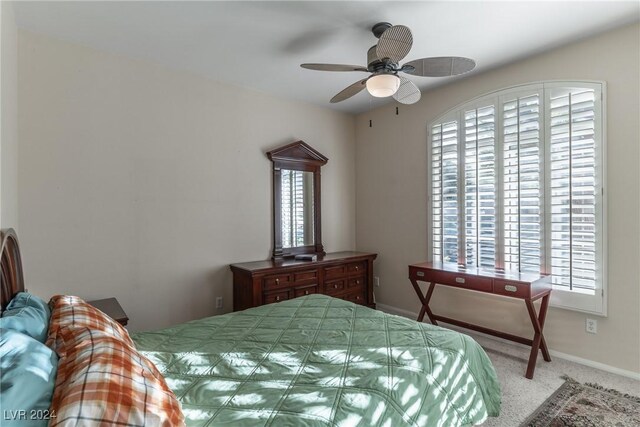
281;170;314;248
267;140;327;259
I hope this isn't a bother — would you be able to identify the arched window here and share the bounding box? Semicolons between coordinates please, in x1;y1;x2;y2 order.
428;81;606;314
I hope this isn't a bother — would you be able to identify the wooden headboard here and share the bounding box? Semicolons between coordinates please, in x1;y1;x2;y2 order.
1;228;25;310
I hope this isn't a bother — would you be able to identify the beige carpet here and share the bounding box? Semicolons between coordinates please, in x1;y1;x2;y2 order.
470;333;640;426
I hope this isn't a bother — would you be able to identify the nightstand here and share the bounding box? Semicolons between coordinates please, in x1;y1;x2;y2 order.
87;297;129;326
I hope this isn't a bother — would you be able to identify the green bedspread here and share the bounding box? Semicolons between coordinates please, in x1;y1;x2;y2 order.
132;295;500;426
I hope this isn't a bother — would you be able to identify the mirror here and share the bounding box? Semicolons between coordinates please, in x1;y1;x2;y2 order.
267;141;327;259
280;169;314;248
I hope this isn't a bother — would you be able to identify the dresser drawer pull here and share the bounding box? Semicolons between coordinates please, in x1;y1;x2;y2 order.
333;284;338;289
416;271;425;277
275;278;280;285
355;280;360;285
275;295;281;301
455;277;465;284
504;285;518;293
304;290;309;295
355;266;359;271
356;296;361;300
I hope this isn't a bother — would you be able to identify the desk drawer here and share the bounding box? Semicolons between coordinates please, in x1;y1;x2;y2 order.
493;279;530;299
324;279;346;295
263;274;292;291
429;271;493;293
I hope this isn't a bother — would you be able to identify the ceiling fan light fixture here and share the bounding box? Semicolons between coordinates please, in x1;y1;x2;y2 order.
366;74;400;98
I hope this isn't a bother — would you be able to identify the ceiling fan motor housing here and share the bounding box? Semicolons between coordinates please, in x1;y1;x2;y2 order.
367;45;396;73
372;22;392;39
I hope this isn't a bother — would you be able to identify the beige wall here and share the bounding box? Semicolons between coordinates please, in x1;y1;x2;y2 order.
1;1;18;229
18;31;356;331
355;23;640;373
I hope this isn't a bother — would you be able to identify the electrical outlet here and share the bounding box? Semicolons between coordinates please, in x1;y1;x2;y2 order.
216;297;223;309
586;318;597;334
374;276;380;288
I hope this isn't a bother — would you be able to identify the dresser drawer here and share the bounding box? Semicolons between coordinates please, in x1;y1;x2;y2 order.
347;262;366;275
324;264;347;279
324;279;346;295
263;273;292;291
429;270;493;293
293;269;318;283
263;290;289;304
294;285;318;298
347;277;364;289
343;290;366;305
493;279;530;299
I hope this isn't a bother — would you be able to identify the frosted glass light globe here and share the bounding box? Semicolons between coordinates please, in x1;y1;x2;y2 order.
366;74;401;98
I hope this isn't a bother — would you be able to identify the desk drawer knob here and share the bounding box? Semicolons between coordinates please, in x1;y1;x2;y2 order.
455;277;465;284
504;285;518;293
416;271;425;277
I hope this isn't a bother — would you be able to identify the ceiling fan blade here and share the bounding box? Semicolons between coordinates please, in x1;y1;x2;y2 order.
393;76;421;105
330;78;368;103
301;63;368;72
403;57;476;77
376;25;413;63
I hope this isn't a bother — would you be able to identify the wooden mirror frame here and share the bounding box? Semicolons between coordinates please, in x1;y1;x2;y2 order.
267;141;328;260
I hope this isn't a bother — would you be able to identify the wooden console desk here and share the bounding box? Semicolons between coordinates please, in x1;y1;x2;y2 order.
409;261;552;379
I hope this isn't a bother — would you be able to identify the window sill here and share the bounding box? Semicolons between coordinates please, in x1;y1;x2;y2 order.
549;287;606;317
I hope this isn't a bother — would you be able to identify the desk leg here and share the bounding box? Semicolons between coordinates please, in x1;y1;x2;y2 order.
538;294;551;362
525;294;551;379
410;279;437;325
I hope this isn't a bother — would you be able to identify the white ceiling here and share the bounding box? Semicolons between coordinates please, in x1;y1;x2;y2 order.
13;1;640;114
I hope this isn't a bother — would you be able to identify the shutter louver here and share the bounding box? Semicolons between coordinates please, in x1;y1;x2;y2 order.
281;170;307;248
281;170;293;248
549;88;597;292
503;94;542;273
464;106;496;268
294;171;305;246
431;121;459;263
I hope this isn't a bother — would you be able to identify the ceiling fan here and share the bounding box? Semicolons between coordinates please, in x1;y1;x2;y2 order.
301;22;476;105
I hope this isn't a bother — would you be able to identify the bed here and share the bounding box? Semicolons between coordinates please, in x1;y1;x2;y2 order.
1;228;501;426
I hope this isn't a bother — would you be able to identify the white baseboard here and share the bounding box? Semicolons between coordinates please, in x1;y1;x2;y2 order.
376;302;640;381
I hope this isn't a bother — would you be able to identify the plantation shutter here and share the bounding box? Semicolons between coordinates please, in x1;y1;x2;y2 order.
464;105;497;268
431;120;459;263
281;170;307;248
293;171;306;246
548;87;599;292
281;170;293;248
502;93;543;273
428;81;604;313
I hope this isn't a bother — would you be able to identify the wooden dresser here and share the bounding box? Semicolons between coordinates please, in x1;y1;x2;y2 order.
231;252;377;311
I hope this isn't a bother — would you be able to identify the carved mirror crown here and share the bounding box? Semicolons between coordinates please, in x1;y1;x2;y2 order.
267;141;328;260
